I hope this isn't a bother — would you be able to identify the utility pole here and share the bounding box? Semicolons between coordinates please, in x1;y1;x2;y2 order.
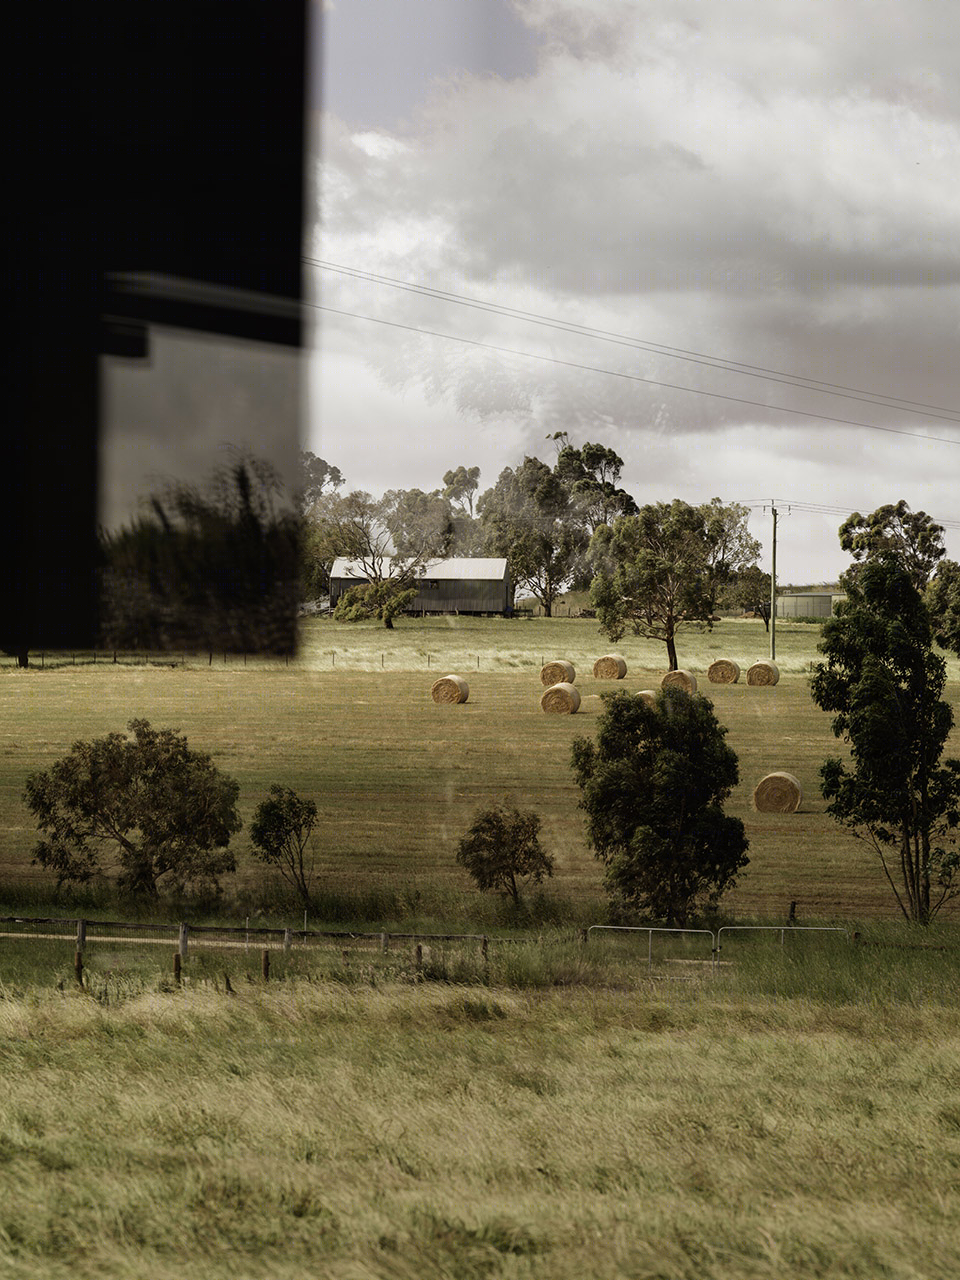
769;501;778;661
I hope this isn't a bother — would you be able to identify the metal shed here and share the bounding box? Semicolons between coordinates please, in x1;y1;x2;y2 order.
329;557;512;616
776;592;846;619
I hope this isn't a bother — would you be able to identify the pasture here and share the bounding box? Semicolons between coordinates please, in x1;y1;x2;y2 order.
3;614;959;924
2;955;960;1279
4;617;960;1278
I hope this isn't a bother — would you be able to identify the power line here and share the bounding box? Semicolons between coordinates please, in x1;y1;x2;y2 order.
306;256;960;424
310;301;960;449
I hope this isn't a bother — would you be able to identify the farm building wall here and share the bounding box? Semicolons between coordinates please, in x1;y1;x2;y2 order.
328;559;511;615
776;593;843;618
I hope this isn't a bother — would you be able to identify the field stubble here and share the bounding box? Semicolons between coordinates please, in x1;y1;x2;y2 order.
2;616;960;925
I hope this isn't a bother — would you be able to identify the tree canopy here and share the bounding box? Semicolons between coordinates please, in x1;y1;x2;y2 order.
250;785;319;910
479;457;587;615
571;689;748;925
839;500;945;592
98;452;299;654
811;557;960;924
588;499;753;669
456;805;554;906
23;719;241;900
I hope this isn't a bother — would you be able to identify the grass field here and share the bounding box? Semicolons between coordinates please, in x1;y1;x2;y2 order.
2;952;960;1279
4;615;960;924
5;617;960;1278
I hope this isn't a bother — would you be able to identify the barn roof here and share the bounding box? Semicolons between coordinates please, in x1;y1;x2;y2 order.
330;557;508;582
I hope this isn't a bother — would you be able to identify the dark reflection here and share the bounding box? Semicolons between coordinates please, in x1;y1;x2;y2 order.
98;451;299;655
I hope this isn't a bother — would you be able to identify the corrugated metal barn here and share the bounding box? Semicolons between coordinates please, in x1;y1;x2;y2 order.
329;557;512;615
776;592;846;618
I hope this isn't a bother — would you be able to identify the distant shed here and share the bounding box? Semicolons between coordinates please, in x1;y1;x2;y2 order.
776;592;845;619
329;557;512;616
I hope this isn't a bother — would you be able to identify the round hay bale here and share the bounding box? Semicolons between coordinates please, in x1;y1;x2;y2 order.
707;658;740;684
540;682;581;714
637;689;658;707
593;655;627;680
753;772;802;813
747;660;780;686
660;669;698;694
431;674;469;704
540;660;575;686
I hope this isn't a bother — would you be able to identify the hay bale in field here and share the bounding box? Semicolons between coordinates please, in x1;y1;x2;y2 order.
637;689;658;707
540;660;576;686
660;669;697;694
540;682;581;714
753;772;802;813
746;660;780;686
707;658;740;684
593;655;627;680
431;674;469;704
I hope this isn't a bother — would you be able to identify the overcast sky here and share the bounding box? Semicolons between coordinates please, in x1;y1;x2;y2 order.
309;0;960;584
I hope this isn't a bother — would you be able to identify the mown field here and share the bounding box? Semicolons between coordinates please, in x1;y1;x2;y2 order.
4;617;960;1278
3;614;960;923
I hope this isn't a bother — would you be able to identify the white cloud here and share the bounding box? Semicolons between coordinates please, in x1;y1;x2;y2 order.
312;0;960;579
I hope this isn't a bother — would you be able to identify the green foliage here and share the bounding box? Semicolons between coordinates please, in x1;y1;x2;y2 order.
724;564;772;629
98;452;299;653
926;558;960;658
23;719;241;900
249;785;319;909
479;457;588;615
332;581;417;628
456;805;555;905
442;464;481;516
588;500;721;670
839;500;945;591
571;688;748;925
297;450;344;513
811;557;960;923
554;442;637;532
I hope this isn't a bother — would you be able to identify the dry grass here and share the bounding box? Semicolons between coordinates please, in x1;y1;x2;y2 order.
1;972;960;1279
3;615;960;925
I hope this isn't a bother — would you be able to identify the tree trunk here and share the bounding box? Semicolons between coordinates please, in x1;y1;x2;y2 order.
666;634;678;671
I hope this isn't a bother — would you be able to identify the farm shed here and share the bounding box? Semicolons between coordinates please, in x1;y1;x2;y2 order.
775;592;845;619
329;557;512;616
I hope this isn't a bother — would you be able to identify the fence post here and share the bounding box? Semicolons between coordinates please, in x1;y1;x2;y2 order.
380;931;388;953
178;923;189;960
414;943;423;976
283;929;292;953
74;950;84;986
173;952;182;986
262;950;270;982
76;919;86;952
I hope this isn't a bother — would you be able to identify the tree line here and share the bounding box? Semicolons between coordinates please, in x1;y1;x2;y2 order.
301;437;771;667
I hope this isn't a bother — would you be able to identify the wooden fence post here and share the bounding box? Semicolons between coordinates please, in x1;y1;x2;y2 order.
173;952;182;986
76;919;86;952
178;923;189;960
380;931;388;953
283;929;292;953
74;951;84;986
262;950;270;981
415;943;423;977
